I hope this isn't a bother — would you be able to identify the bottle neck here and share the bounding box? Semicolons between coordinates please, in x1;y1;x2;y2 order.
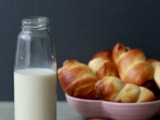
21;16;50;31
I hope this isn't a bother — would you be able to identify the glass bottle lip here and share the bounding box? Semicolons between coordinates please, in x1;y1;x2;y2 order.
22;16;49;30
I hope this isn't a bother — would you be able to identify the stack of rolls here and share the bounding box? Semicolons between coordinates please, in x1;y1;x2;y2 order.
58;43;160;103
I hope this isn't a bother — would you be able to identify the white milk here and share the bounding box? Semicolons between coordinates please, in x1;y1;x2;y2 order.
14;68;57;120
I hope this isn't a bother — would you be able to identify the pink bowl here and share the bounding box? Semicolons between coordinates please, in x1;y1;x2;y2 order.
65;94;160;120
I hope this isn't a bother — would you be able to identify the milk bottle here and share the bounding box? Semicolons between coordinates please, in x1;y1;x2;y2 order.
14;16;57;120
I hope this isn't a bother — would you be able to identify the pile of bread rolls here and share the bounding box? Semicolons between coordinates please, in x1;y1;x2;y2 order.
58;43;160;103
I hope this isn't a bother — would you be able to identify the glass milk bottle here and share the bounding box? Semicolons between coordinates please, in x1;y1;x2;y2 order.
14;16;57;120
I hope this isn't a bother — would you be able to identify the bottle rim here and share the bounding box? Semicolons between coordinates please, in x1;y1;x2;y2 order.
22;16;49;30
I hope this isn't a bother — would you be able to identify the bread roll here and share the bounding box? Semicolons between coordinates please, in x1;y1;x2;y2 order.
95;76;155;103
149;59;160;89
88;50;119;78
112;43;154;85
58;59;98;99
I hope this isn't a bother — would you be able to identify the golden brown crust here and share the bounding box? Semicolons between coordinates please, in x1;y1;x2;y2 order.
112;43;129;64
113;83;140;102
88;51;119;79
93;50;112;59
112;43;154;85
95;76;125;101
95;76;155;103
58;59;98;99
58;43;160;102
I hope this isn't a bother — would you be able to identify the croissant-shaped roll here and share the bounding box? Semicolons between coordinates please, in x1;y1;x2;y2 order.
58;59;98;99
112;43;154;85
95;76;155;103
95;76;125;101
88;50;119;79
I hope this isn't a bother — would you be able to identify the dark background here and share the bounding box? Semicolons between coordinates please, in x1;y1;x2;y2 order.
0;0;160;101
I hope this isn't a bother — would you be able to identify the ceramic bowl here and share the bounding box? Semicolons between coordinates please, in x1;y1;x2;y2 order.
65;94;160;120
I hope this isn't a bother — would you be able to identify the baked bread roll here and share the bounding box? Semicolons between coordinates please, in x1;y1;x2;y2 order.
149;59;160;89
112;43;154;86
88;50;119;79
58;59;98;99
95;76;155;103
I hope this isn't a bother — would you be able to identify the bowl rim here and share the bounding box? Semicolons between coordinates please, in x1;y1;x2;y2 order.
65;93;160;106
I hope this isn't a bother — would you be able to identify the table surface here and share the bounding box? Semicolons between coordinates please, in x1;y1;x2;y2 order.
0;101;160;120
0;101;83;120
